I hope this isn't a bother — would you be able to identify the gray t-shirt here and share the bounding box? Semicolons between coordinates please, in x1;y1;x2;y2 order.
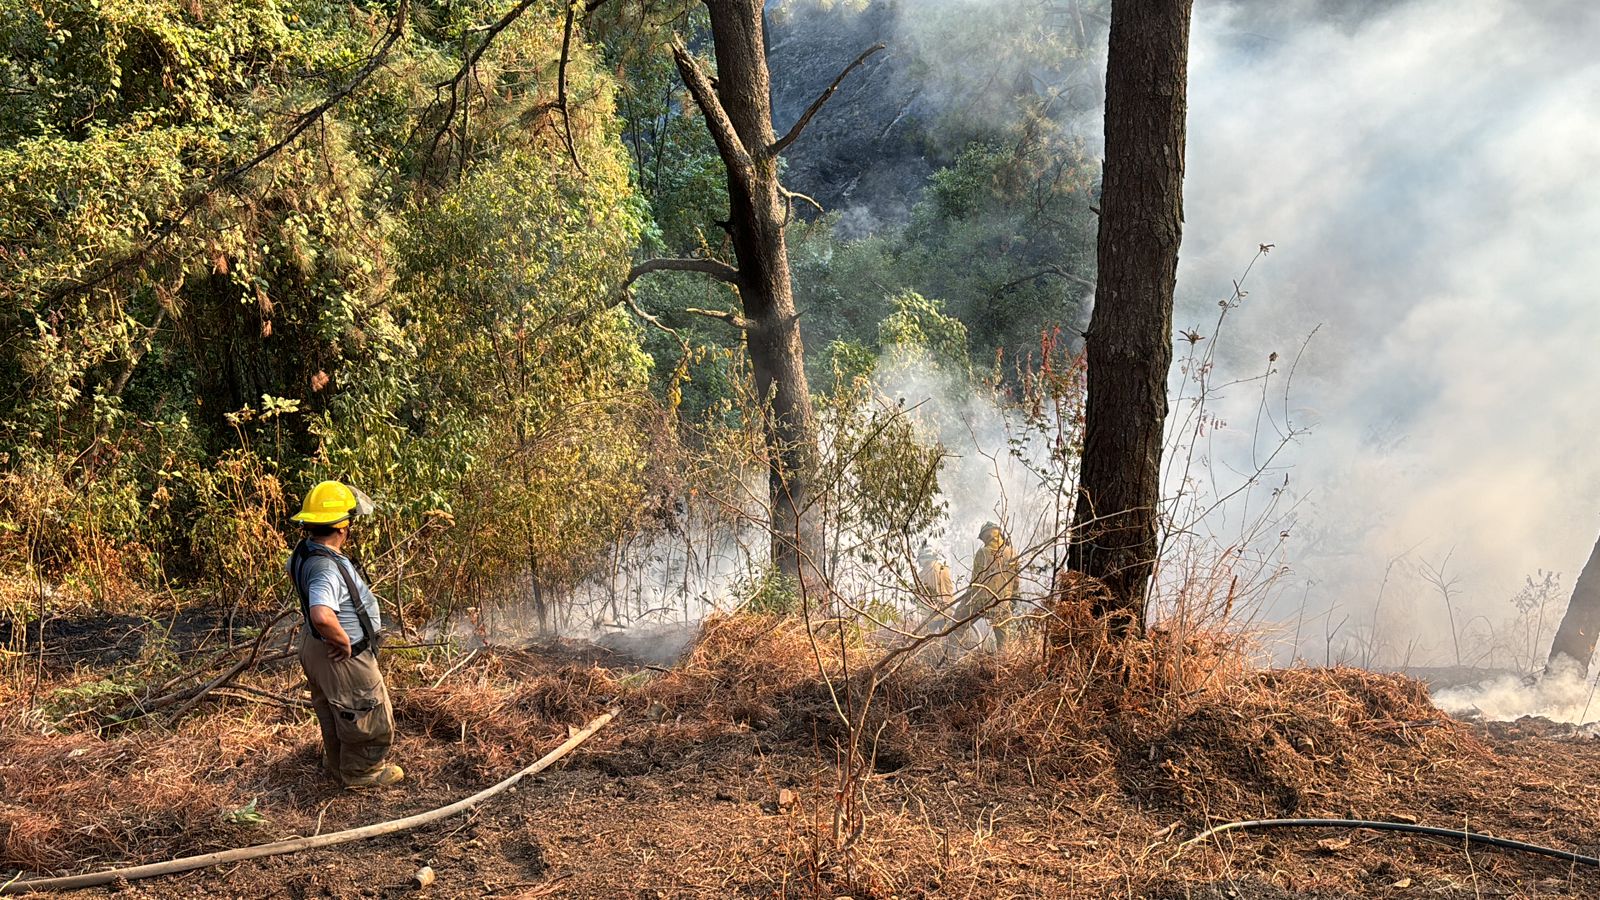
290;545;381;645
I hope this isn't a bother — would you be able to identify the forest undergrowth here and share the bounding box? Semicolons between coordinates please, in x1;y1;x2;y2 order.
5;597;1596;898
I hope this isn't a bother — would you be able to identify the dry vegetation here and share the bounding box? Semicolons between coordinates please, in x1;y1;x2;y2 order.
3;604;1600;898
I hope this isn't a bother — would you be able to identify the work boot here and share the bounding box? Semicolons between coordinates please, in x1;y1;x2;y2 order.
321;752;339;778
343;764;404;789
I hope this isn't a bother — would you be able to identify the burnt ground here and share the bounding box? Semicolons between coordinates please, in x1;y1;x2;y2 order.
42;715;1600;900
5;616;1600;899
0;607;248;667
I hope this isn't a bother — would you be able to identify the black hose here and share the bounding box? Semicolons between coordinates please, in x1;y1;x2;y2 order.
1182;818;1600;868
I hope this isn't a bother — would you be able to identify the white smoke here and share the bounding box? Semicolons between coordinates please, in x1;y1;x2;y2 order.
874;354;1069;597
1435;669;1600;725
812;0;1600;665
1181;0;1600;664
461;354;1060;643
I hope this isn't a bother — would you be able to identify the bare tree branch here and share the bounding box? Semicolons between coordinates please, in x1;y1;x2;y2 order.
623;291;690;355
779;185;825;225
782;187;825;215
766;42;885;159
425;0;537;176
684;307;753;329
995;264;1095;294
556;0;586;175
46;1;411;304
626;256;741;288
435;0;536;95
669;39;752;180
615;257;748;335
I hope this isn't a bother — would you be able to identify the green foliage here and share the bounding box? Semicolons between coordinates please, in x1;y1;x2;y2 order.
224;797;266;828
788;116;1098;373
818;339;877;394
0;0;408;593
185;439;289;601
877;291;972;377
41;677;135;727
0;0;676;618
814;376;948;568
787;222;900;358
899;127;1099;362
630;273;748;424
0;0;1095;635
737;567;800;616
336;82;657;592
599;2;721;254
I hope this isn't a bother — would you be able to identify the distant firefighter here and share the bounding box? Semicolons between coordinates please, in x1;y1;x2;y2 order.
914;544;954;610
949;522;1022;652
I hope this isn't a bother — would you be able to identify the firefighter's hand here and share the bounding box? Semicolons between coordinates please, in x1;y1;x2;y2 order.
309;606;353;661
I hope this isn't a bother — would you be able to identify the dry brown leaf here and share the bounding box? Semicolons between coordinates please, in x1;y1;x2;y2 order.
1316;836;1352;852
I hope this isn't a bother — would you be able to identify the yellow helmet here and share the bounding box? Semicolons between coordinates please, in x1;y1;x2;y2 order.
291;481;376;527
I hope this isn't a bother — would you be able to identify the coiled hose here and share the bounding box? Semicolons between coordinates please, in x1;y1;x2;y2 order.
1182;818;1600;867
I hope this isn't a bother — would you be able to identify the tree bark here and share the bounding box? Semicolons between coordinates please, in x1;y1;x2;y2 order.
1547;529;1600;675
673;1;822;585
1065;0;1194;632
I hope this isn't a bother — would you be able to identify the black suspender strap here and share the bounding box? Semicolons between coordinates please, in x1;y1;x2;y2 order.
290;539;381;658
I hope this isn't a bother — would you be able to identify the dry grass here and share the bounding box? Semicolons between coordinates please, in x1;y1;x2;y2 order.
399;657;618;776
621;610;1479;815
643;614;861;721
0;642;631;875
0;710;306;872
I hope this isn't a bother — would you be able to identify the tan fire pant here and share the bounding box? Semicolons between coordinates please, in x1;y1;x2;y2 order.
299;633;394;783
926;593;1017;664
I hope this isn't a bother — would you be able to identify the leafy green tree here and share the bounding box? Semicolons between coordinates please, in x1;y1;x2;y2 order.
898;122;1098;364
0;0;674;622
783;118;1098;377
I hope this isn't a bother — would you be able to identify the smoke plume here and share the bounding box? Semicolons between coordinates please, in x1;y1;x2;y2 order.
1182;0;1600;665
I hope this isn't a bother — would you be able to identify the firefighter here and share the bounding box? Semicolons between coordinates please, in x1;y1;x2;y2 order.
909;544;959;663
914;544;954;611
288;480;403;788
964;522;1021;651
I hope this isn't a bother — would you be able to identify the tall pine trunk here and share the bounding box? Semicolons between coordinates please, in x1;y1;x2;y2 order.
1065;0;1194;632
651;2;879;590
704;0;818;583
1547;530;1600;675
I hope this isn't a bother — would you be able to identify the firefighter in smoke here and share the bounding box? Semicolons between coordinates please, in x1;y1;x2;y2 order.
959;522;1022;651
288;480;403;788
914;543;954;611
910;544;959;662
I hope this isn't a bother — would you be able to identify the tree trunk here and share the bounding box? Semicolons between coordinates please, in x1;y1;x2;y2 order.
1547;529;1600;675
677;1;820;585
1065;0;1194;632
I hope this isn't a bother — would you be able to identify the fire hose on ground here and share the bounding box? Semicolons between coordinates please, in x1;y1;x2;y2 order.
1180;817;1600;867
0;709;618;896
